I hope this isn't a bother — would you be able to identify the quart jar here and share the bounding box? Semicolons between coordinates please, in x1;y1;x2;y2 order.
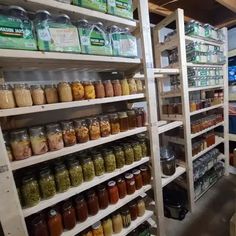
109;113;120;135
94;80;105;98
99;115;111;137
92;152;105;176
0;84;16;109
29;126;48;155
87;117;101;140
113;145;125;169
87;190;99;216
68;159;83;187
75;195;88;222
112;213;123;233
92;221;104;236
102;218;113;236
31;215;49;236
132;141;142;161
135;108;143;127
112;80;122;96
103;149;116;173
118;112;129;132
108;180;119;204
136;79;143;93
31;85;46;105
57;82;73;102
84;81;95;99
10;129;32;160
121;78;130;95
137;137;148;157
140;165;151;185
13;84;33;107
121;209;131;228
125;173;136;195
82;157;95;181
46;123;64;151
44;84;59;104
117;177;127;199
54;163;71;193
127;110;136;129
74;119;89;143
128;201;138;221
71;81;85;100
3;132;13;161
137;199;146;216
123;143;134;165
128;78;137;94
132;169;143;190
48;209;63;236
39;168;56;199
97;184;109;209
21;175;40;207
103;80;114;97
61;120;77;146
62;201;76;230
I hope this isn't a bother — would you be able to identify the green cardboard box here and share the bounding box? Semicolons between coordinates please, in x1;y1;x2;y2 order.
73;0;107;13
107;0;133;19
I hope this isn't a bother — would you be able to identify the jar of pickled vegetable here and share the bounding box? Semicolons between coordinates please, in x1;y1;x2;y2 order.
82;157;95;181
121;209;131;228
125;173;136;195
128;78;137;94
61;120;77;146
87;190;99;216
103;149;116;173
109;113;120;134
13;83;33;107
108;181;119;204
99;115;111;137
57;82;73;102
117;177;127;199
118;112;129;132
54;163;71;193
113;146;125;169
140;165;151;185
112;80;122;96
29;126;48;155
103;80;114;97
44;84;59;104
84;81;95;99
0;84;15;109
62;201;76;230
112;213;123;233
132;141;142;161
21;175;40;207
48;209;63;236
136;79;143;93
31;85;46;105
94;80;105;98
97;184;109;209
102;218;113;236
137;137;148;157
92;221;104;236
93;152;105;176
75;195;88;222
71;81;85;100
127;110;136;129
10;129;32;160
87;117;101;140
68;159;83;187
74;119;89;143
132;169;143;190
123;143;134;165
137;199;146;216
46;123;64;151
121;78;130;95
39;168;56;199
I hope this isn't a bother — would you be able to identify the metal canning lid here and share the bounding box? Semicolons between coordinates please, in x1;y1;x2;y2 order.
125;173;133;179
118;111;128;118
36;10;51;15
92;221;101;230
96;22;103;27
62;201;72;211
29;126;45;135
8;5;26;13
0;83;12;90
108;180;116;187
60;120;74;129
14;83;29;89
109;113;119;119
45;84;56;89
132;169;141;175
31;85;42;90
46;123;61;130
49;209;57;217
111;79;120;83
78;19;88;24
140;165;148;171
82;157;92;164
10;129;28;137
39;168;51;177
57;14;71;21
97;184;106;191
121;208;130;215
127;110;136;115
103;79;111;84
117;177;125;183
67;159;80;168
93;80;102;84
22;174;34;183
54;163;66;172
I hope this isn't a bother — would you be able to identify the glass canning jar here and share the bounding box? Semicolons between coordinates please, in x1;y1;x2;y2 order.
128;78;137;94
127;110;136;129
92;152;105;176
13;83;33;107
46;123;64;151
99;115;111;137
31;215;49;236
97;184;109;209
103;80;114;97
3;132;13;161
135;108;143;127
0;84;16;109
108;180;119;204
112;80;122;96
68;159;83;187
87;190;99;216
103;149;116;173
61;120;77;146
74;119;89;143
92;221;104;236
131;141;142;161
121;209;131;228
75;195;88;222
123;143;134;165
118;112;129;132
102;218;113;236
109;113;120;134
31;85;46;105
10;129;32;160
71;81;85;101
84;81;95;99
94;80;105;98
54;163;71;193
125;173;136;195
29;126;48;155
128;201;138;221
82;157;95;181
113;145;125;169
44;84;59;104
112;213;123;233
47;209;63;236
136;79;143;93
137;199;146;216
57;82;73;102
87;117;101;140
117;177;127;199
62;201;76;230
121;78;130;95
137;137;148;157
140;165;151;185
132;169;143;190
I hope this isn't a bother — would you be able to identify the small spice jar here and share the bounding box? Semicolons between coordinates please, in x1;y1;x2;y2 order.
112;80;122;96
103;149;116;173
84;81;95;99
97;184;109;209
109;113;120;135
68;159;83;187
117;177;127;199
108;180;119;204
121;78;130;95
13;83;33;107
29;126;48;155
128;78;137;94
99;115;111;137
125;173;136;195
44;84;59;104
82;157;95;181
54;163;71;193
132;169;143;190
75;195;88;222
46;123;64;151
10;129;32;160
123;143;134;165
140;165;151;185
21;174;41;207
48;209;63;236
121;209;131;228
92;151;105;176
94;80;105;98
103;80;114;97
87;190;99;216
71;81;85;100
92;221;104;236
31;215;49;236
118;112;129;132
39;168;56;199
137;199;146;216
57;82;73;102
132;141;143;161
127;110;136;129
128;201;138;221
62;201;76;230
112;213;123;233
87;117;101;140
61;120;77;146
102;218;113;236
74;119;89;143
0;84;16;109
113;146;125;169
31;85;46;105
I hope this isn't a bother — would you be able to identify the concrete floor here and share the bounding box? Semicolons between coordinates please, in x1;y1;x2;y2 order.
166;174;236;236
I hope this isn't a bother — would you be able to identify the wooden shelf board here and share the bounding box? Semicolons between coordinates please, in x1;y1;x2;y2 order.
160;92;181;98
188;85;224;92
156;35;178;52
229;49;236;58
185;35;224;47
165;136;185;145
0;94;145;117
190;104;223;116
229;133;236;142
187;63;224;68
229;165;236;175
158;121;183;134
11;127;147;171
153;68;180;75
160;114;183;121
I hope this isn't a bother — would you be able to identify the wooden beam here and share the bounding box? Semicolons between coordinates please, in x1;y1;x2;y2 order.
216;18;236;28
216;0;236;13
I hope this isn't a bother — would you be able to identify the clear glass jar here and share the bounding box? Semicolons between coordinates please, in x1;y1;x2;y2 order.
97;184;109;209
121;209;131;228
75;195;88;222
108;180;119;204
57;82;73;102
46;123;64;151
121;78;130;95
3;132;13;161
128;78;137;94
127;110;136;129
103;149;116;173
94;80;105;98
47;209;63;236
125;173;136;195
102;218;113;236
71;81;85;101
44;84;59;104
136;79;143;93
82;157;95;181
138;138;148;157
21;175;40;207
92;221;104;236
84;81;95;99
68;159;83;187
112;80;122;96
103;80;114;97
132;141;142;161
10;129;32;160
0;84;16;109
93;152;105;176
123;143;134;165
31;85;46;105
112;213;123;233
113;146;125;169
99;115;111;137
13;84;33;107
87;190;99;216
54;163;71;193
109;113;120;135
137;199;146;216
74;119;90;143
87;117;101;140
39;168;56;199
132;169;143;190
62;201;76;230
61;121;77;146
29;126;48;155
118;112;129;132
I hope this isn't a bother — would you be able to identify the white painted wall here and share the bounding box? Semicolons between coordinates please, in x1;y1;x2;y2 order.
228;27;236;51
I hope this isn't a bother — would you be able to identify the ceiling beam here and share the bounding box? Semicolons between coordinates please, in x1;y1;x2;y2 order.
216;18;236;28
216;0;236;13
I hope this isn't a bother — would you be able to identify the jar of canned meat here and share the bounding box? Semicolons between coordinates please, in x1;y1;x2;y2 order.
31;85;46;105
82;157;95;181
108;181;119;204
103;80;114;97
94;80;105;98
118;112;129;132
128;78;137;94
112;80;122;96
84;81;95;99
54;163;71;192
109;113;120;134
87;117;101;140
44;84;59;104
10;129;32;160
127;110;136;129
71;81;85;100
0;84;15;109
121;78;130;95
58;82;73;102
14;84;33;107
99;115;111;137
92;152;105;176
61;121;77;146
46;123;64;151
68;159;83;187
74;119;89;143
113;145;125;169
125;173;136;195
103;149;116;173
